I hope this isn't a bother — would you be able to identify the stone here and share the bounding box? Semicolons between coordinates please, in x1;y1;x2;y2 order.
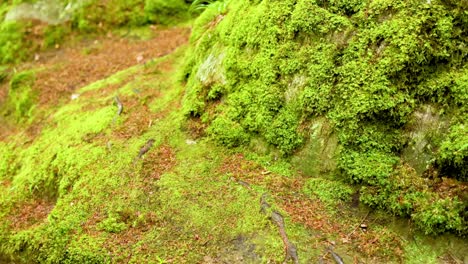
401;105;449;175
5;0;88;25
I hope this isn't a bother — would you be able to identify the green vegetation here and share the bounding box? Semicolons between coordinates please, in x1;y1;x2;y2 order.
0;0;194;65
0;52;304;263
0;21;27;64
2;70;37;122
303;178;353;206
183;0;468;235
0;0;467;263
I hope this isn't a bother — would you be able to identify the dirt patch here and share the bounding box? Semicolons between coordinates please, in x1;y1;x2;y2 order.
0;117;16;140
8;199;55;230
141;144;177;182
218;154;263;179
433;177;468;200
113;100;157;140
24;27;190;106
281;196;334;233
184;117;208;139
0;83;7;104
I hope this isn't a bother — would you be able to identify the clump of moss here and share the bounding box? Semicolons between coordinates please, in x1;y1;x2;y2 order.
183;0;468;235
0;21;27;64
438;122;468;181
3;70;37;122
303;178;353;205
72;0;192;33
145;0;191;25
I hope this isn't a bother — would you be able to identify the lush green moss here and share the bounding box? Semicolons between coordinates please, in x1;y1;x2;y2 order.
71;0;148;32
0;0;192;66
0;142;14;182
0;21;27;64
2;70;37;122
303;178;353;205
438;122;468;180
183;0;468;234
0;51;295;263
145;0;190;25
208;115;250;147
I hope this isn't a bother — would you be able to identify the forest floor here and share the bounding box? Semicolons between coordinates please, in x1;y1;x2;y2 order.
0;25;467;264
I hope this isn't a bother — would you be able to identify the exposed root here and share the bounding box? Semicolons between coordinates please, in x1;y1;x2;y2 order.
320;246;345;264
328;247;345;264
137;139;155;159
260;194;299;264
114;96;124;116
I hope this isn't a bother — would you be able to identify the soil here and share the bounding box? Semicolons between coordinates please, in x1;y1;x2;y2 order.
31;27;190;105
8;199;55;231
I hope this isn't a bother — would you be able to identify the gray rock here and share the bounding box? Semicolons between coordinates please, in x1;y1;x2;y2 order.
5;0;88;25
401;105;449;175
292;118;338;177
196;52;226;87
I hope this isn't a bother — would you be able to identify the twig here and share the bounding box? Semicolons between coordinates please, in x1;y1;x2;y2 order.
447;252;463;264
346;211;370;239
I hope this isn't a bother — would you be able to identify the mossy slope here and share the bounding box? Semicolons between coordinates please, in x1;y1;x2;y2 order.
0;49;306;263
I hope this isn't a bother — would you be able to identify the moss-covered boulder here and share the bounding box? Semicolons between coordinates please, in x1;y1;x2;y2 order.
183;0;468;235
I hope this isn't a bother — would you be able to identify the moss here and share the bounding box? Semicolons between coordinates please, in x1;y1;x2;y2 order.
0;66;10;83
303;178;353;205
144;0;191;25
0;142;15;181
412;197;467;235
0;50;297;262
0;21;27;64
183;0;468;234
0;0;191;67
98;214;127;233
43;24;71;48
3;70;37;122
208;116;250;147
438;122;468;181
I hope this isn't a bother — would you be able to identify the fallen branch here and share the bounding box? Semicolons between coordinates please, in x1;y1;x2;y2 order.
260;194;299;264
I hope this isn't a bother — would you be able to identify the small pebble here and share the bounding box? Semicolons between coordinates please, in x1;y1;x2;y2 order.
360;223;368;232
136;54;144;63
186;139;197;145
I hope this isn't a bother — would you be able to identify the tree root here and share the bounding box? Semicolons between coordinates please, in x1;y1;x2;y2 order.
114;96;124;116
138;139;155;159
260;194;299;264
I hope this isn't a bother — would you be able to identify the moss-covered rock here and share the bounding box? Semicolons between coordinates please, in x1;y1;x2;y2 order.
183;0;468;235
